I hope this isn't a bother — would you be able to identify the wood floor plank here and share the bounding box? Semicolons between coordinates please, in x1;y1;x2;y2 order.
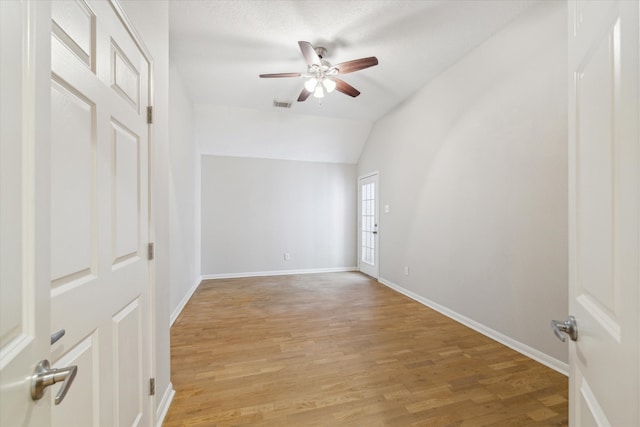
163;272;567;426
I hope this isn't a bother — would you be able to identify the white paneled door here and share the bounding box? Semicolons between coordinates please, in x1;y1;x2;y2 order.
359;173;379;278
567;1;639;426
1;1;154;426
0;1;50;426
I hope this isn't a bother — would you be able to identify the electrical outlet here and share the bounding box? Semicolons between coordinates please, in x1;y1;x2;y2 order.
404;266;409;276
284;252;291;261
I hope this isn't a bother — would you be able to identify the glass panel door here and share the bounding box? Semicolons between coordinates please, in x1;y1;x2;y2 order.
359;173;378;278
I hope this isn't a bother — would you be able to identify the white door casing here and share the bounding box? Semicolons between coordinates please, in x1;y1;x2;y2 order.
0;1;154;426
568;1;639;426
359;173;379;278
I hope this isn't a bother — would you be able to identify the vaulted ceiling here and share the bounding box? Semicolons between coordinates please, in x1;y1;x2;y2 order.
169;0;536;162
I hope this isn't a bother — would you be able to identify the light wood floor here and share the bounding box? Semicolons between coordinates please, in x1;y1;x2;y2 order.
163;272;567;426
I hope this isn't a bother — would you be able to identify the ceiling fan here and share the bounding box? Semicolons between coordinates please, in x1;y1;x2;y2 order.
259;41;378;102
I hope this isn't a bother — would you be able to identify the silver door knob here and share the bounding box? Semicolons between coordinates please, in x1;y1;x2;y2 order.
31;359;78;405
551;315;578;342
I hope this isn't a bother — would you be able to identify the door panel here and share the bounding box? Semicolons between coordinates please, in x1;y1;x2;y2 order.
113;299;143;426
51;333;99;427
50;76;96;286
112;120;141;264
51;0;94;69
111;41;141;110
568;1;639;425
49;1;151;426
575;11;618;325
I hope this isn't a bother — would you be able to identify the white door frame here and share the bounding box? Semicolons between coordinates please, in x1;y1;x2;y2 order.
358;172;379;279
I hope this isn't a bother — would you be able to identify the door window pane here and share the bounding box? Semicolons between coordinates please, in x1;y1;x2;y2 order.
361;182;375;266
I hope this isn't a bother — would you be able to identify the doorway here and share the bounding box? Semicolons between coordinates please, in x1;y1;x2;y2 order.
358;173;379;278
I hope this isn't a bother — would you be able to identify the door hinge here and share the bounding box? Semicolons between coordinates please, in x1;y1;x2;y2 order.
148;242;154;260
149;378;155;396
147;106;153;124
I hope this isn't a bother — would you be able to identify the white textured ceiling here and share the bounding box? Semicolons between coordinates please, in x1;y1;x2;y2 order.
169;0;535;163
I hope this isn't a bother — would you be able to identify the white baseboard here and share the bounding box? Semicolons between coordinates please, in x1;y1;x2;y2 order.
170;276;203;327
201;266;358;280
155;382;175;427
378;277;569;376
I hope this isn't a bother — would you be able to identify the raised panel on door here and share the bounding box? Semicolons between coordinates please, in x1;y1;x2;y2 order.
111;119;140;266
50;76;97;291
112;299;143;426
574;11;620;339
110;39;141;111
51;0;95;70
97;0;146;116
51;332;100;427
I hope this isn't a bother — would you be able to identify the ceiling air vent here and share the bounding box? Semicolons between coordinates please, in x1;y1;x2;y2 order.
273;100;292;109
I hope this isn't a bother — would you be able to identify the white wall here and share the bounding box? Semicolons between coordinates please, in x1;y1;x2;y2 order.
168;64;200;323
358;1;568;366
119;0;173;422
201;156;357;276
195;104;372;164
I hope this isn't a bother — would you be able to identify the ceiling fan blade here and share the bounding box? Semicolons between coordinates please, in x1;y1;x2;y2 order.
334;78;360;97
334;57;379;74
298;41;321;66
259;72;301;78
297;88;312;102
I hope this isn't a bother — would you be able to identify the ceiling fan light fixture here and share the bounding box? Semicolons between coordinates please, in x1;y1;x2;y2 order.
313;85;324;98
304;78;317;92
322;78;336;93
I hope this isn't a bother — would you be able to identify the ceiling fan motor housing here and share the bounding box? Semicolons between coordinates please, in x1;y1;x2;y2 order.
313;46;327;59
